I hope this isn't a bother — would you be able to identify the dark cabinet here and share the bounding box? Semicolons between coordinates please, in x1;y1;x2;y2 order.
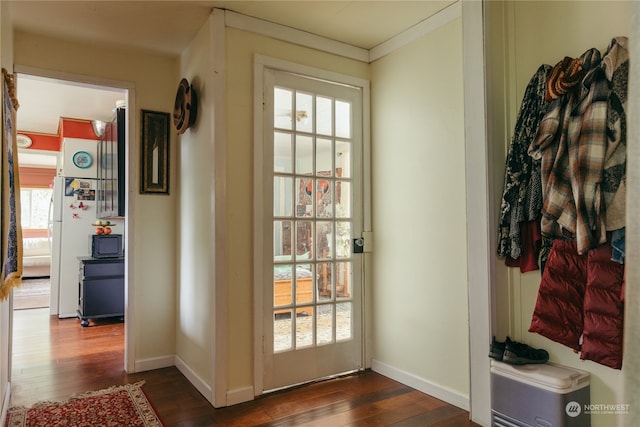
97;107;126;218
77;257;124;327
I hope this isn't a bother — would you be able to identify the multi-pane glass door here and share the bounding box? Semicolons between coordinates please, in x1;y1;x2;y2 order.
263;69;363;391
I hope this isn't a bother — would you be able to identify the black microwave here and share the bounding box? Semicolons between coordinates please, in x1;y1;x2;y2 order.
90;234;123;258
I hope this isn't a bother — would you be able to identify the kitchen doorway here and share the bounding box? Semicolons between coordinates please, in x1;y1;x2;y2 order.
12;69;133;380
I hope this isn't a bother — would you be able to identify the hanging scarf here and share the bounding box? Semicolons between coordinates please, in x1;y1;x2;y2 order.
1;68;22;299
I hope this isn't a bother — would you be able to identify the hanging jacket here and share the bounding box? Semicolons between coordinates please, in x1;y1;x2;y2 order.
581;241;625;369
601;36;628;232
529;48;610;255
529;239;624;369
529;40;629;255
497;64;551;261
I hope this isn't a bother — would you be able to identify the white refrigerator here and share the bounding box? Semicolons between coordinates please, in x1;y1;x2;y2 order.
50;176;101;317
49;138;103;318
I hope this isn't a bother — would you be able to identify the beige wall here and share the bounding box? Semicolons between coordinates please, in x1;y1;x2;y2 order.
13;31;179;363
488;2;631;426
224;27;369;392
370;17;470;402
176;14;215;390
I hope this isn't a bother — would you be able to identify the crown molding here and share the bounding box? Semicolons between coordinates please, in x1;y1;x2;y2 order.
370;2;461;62
221;2;461;64
223;9;370;63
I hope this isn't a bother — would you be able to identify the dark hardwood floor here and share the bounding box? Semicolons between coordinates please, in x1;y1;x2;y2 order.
11;308;481;426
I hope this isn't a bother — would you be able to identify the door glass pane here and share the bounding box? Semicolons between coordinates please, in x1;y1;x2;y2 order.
336;262;352;299
296;264;314;305
274;264;293;307
295;221;313;258
335;100;351;138
316;221;333;260
317;304;334;346
317;262;333;301
296;92;313;133
295;135;313;176
335;141;351;178
295;178;313;218
316;138;333;176
273;220;292;259
274;310;293;352
316;96;333;136
274;132;293;173
336;222;351;259
316;179;333;218
296;307;314;348
336;302;352;342
274;88;293;130
335;181;350;218
273;176;293;217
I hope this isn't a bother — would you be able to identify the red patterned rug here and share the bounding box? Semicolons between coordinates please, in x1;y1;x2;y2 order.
5;382;164;427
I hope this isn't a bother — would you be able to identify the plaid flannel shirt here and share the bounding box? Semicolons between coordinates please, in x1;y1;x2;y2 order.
529;48;609;254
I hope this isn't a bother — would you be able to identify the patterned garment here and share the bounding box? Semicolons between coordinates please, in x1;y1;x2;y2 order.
529;48;611;255
545;56;583;102
497;64;551;259
601;36;628;231
1;69;22;300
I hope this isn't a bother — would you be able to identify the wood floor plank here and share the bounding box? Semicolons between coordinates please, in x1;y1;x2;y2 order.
10;308;481;426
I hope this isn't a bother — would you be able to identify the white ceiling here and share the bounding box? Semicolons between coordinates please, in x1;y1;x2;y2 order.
16;74;127;135
9;0;454;135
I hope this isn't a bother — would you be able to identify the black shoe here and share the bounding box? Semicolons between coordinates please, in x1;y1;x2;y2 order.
489;336;506;361
502;337;549;365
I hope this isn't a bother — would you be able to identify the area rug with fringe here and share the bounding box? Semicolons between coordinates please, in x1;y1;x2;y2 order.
5;381;164;427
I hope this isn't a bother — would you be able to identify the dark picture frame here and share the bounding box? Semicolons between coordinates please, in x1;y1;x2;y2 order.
140;109;170;194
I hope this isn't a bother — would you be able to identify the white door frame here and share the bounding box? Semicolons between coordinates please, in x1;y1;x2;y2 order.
253;54;371;396
462;1;492;425
12;64;136;374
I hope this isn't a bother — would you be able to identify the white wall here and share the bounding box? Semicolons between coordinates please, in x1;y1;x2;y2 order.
13;32;179;368
176;13;216;399
370;17;470;407
487;2;631;426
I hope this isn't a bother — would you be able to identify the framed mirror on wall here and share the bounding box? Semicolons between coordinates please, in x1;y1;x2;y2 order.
140;109;170;195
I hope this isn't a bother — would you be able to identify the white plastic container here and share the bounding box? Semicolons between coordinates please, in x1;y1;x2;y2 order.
491;360;591;427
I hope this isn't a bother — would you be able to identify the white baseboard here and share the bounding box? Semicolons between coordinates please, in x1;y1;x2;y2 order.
134;355;175;372
133;355;214;406
1;381;10;427
226;386;255;407
175;356;213;402
371;359;469;411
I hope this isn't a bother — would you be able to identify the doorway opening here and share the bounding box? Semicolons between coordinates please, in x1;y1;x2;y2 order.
11;71;131;405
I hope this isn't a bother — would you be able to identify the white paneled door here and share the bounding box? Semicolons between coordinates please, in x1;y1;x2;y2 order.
260;68;364;391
